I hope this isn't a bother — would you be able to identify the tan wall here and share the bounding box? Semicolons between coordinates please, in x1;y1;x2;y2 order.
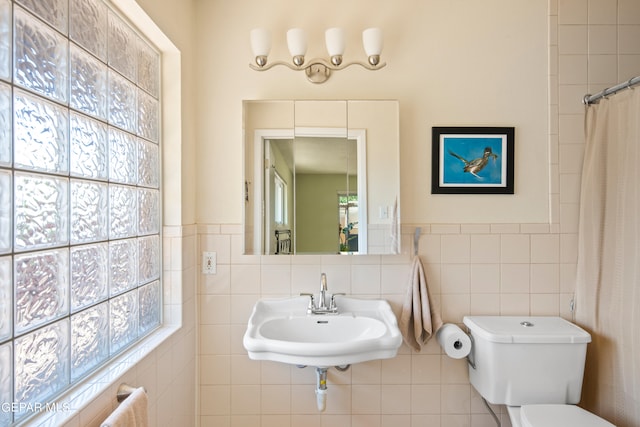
198;0;640;425
197;0;550;425
195;0;550;225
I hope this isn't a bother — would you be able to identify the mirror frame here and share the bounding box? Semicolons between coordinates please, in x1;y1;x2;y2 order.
243;100;400;256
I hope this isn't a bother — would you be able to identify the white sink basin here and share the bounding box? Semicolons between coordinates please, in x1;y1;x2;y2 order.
243;295;402;367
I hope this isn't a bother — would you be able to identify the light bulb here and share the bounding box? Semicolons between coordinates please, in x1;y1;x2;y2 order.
362;28;383;66
287;28;307;66
325;28;345;66
250;28;271;67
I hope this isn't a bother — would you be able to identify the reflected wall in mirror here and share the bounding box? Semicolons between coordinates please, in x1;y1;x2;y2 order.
243;100;400;255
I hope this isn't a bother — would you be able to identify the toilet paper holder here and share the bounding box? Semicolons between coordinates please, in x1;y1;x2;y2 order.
465;330;476;369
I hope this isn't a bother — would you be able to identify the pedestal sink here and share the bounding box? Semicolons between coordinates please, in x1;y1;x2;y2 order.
242;295;402;367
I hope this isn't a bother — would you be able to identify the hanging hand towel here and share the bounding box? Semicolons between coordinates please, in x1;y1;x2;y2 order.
101;387;149;427
399;255;443;351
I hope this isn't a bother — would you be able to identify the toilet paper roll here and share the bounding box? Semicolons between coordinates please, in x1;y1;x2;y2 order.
436;323;472;359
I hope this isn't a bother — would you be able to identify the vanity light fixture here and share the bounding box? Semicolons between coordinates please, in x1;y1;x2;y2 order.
249;27;385;84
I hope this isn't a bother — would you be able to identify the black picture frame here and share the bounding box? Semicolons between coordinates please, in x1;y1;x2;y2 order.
431;126;515;194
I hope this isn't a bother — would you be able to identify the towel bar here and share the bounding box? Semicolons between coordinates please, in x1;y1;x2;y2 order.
116;383;146;403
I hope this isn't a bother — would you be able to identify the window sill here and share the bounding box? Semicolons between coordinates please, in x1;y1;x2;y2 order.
20;324;181;427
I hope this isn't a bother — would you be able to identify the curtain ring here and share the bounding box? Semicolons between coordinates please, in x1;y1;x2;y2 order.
627;78;635;90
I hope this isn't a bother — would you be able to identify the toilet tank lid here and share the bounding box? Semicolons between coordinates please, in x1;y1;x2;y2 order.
521;405;615;427
463;316;592;344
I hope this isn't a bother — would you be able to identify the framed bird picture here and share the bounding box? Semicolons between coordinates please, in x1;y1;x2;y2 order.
431;126;515;194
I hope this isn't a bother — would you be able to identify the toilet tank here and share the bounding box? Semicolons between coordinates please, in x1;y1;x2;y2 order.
463;316;591;406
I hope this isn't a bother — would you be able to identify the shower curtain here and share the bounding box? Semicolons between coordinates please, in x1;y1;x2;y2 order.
575;88;640;427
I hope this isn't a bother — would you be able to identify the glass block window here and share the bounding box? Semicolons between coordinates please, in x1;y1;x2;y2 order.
0;0;162;423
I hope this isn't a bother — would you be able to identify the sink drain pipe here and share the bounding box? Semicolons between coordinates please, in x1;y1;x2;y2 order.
315;367;328;412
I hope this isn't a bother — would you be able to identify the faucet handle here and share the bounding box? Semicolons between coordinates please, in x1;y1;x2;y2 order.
329;293;346;310
300;293;316;312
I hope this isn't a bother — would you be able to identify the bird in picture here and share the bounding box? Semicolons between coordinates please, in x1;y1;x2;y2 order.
448;146;498;179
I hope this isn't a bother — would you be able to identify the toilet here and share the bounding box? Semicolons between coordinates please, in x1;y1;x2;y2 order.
462;316;615;427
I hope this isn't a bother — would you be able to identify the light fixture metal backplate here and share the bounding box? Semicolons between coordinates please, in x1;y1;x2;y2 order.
305;64;331;84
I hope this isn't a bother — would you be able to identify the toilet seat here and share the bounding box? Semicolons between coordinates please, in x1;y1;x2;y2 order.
521;404;615;427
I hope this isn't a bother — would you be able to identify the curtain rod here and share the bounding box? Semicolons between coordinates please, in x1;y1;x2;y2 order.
583;75;640;105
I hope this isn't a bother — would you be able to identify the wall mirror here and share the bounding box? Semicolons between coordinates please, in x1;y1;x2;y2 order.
243;100;400;255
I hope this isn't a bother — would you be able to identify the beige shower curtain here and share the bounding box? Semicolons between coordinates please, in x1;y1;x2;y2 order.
575;88;640;427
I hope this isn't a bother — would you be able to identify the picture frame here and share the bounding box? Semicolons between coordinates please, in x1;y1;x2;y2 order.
431;126;515;194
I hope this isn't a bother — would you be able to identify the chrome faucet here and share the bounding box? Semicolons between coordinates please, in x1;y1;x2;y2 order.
300;273;344;314
318;273;328;310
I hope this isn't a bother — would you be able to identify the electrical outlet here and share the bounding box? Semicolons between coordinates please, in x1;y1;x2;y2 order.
202;252;217;275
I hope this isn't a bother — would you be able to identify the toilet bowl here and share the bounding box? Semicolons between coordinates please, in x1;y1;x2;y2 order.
462;316;615;427
508;404;615;427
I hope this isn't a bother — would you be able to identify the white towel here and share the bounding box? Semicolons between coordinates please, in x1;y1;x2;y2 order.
101;387;148;427
399;256;443;351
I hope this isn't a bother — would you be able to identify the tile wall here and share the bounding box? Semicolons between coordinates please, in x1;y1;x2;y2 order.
197;222;573;427
198;0;640;426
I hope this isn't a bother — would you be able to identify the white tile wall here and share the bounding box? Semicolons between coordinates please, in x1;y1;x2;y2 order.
197;223;574;426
